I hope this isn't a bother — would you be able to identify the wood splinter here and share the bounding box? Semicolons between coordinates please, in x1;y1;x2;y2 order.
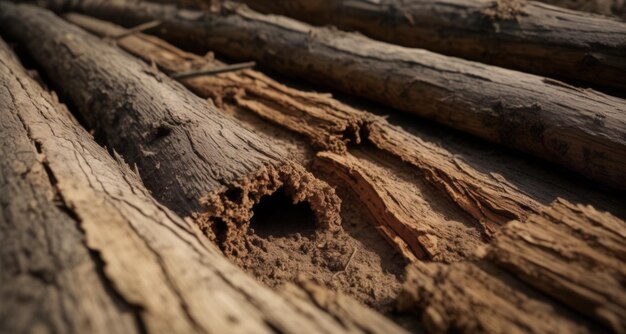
110;19;161;39
171;61;256;79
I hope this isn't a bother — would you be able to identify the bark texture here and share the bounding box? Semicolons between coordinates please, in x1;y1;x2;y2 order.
538;0;625;17
66;13;543;262
56;0;626;190
0;3;341;254
239;0;626;91
0;35;406;334
399;199;626;333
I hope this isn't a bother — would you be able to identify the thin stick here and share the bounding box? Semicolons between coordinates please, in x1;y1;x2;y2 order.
171;62;256;79
112;20;162;40
332;247;358;279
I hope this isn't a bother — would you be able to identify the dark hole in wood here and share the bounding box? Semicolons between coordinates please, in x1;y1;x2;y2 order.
211;218;228;251
250;188;316;239
224;187;244;203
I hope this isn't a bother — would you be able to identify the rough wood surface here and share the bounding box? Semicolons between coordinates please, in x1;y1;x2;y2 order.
58;0;626;190
0;35;406;334
0;3;342;255
65;14;540;261
398;199;626;333
239;0;626;91
538;0;625;17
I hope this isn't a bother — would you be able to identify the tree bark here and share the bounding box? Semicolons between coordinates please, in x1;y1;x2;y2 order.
0;3;342;255
0;35;405;334
65;13;542;257
238;0;626;92
55;0;626;191
398;199;626;333
538;0;625;18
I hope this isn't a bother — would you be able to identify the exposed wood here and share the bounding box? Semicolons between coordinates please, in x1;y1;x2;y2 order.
239;0;626;91
486;199;626;332
0;35;406;334
398;199;626;333
58;1;626;191
65;14;537;260
0;3;342;256
313;150;487;262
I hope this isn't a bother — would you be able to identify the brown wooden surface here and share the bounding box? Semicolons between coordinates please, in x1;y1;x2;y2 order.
239;0;626;91
0;33;406;334
56;0;626;191
0;3;343;256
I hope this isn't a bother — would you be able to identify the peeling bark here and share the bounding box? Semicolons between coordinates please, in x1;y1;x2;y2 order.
64;13;540;260
0;35;405;334
239;0;626;91
398;199;626;333
55;0;626;190
0;3;341;255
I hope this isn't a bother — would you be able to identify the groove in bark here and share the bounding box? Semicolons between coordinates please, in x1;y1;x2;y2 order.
398;199;626;333
0;34;405;334
64;13;539;259
238;0;626;91
0;3;342;256
55;1;626;191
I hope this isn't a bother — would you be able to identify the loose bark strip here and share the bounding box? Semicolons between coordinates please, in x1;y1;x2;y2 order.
398;199;626;333
65;13;539;253
486;199;626;332
0;36;405;334
239;0;626;91
57;1;626;190
0;3;341;255
63;11;366;154
313;150;487;262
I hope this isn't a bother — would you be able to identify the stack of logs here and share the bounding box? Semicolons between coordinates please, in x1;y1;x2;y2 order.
0;1;624;333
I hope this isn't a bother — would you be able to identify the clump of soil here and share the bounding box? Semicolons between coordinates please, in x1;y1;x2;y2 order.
224;186;407;311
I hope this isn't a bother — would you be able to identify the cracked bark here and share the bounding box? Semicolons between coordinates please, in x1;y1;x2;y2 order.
239;0;626;91
65;13;533;261
53;1;626;191
398;199;626;333
0;3;342;255
0;35;405;334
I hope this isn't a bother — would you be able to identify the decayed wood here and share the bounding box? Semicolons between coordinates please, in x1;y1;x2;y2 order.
398;199;626;333
313;150;487;262
58;1;626;191
63;12;366;154
0;3;342;254
0;35;405;334
65;14;539;261
239;0;626;91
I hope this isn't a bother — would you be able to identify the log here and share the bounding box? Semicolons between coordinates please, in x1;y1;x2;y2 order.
538;0;625;17
55;1;626;190
0;3;342;255
65;13;541;261
398;199;626;333
238;0;626;91
0;36;404;334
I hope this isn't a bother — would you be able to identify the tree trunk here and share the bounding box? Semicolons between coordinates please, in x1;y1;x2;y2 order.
538;0;625;18
55;0;626;191
398;199;626;333
0;3;342;255
65;13;542;260
238;0;626;92
0;35;405;334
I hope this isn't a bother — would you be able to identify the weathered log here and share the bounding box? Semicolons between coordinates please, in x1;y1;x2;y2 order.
56;1;626;190
398;199;626;333
0;36;405;334
538;0;625;17
239;0;626;91
0;3;341;255
65;13;539;261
